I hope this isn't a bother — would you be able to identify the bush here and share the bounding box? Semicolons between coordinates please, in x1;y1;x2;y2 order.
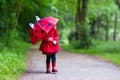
71;37;92;49
71;40;80;49
0;30;30;80
93;41;120;53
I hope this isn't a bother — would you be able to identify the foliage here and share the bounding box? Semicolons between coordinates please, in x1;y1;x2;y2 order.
69;21;92;49
53;0;76;44
1;0;120;46
0;27;30;80
88;0;119;19
62;40;120;54
87;0;120;41
99;53;120;65
71;0;120;48
0;39;30;80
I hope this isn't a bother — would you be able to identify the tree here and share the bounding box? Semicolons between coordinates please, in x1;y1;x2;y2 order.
113;13;118;41
105;16;109;41
53;0;76;44
88;0;119;41
75;0;90;48
115;0;120;8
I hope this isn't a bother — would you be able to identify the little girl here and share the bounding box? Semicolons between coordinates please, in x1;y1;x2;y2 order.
39;26;60;73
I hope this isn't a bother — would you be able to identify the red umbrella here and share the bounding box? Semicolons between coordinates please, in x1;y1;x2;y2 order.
29;23;46;45
29;16;59;45
36;16;59;33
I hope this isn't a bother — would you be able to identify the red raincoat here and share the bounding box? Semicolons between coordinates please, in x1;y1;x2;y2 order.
39;26;60;55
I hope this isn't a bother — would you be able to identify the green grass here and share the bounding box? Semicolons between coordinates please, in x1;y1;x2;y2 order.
98;53;120;65
0;41;30;80
61;41;120;66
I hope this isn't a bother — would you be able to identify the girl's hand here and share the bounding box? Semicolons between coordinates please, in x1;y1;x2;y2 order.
53;41;57;44
48;37;53;41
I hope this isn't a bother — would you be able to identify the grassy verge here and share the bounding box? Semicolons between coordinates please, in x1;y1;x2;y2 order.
0;41;30;80
61;41;120;66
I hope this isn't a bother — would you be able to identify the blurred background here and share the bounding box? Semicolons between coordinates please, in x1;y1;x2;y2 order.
0;0;120;80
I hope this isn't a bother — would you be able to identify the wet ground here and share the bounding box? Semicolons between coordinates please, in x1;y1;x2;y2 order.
18;46;120;80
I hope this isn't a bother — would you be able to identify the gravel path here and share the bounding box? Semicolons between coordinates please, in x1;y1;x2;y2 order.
18;46;120;80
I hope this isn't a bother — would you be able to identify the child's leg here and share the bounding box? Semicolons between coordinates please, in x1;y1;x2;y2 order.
51;53;58;72
52;53;56;62
46;55;52;73
46;55;51;63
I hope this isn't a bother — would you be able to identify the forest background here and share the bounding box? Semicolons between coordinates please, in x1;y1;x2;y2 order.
0;0;120;80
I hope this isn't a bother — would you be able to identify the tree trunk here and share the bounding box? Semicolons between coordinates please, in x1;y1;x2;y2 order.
75;0;89;25
96;17;101;39
6;0;23;46
75;0;81;40
79;0;89;23
113;13;117;41
74;0;89;48
14;0;23;29
75;0;89;40
115;0;120;8
105;17;109;41
90;18;96;38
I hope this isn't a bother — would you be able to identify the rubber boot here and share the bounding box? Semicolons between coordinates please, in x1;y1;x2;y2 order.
52;62;58;72
46;62;51;73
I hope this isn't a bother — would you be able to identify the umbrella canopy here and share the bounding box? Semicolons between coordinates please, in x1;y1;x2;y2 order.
29;16;59;45
37;16;59;33
41;16;59;25
30;23;46;45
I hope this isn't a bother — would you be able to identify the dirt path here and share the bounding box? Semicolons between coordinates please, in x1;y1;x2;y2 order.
18;46;120;80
